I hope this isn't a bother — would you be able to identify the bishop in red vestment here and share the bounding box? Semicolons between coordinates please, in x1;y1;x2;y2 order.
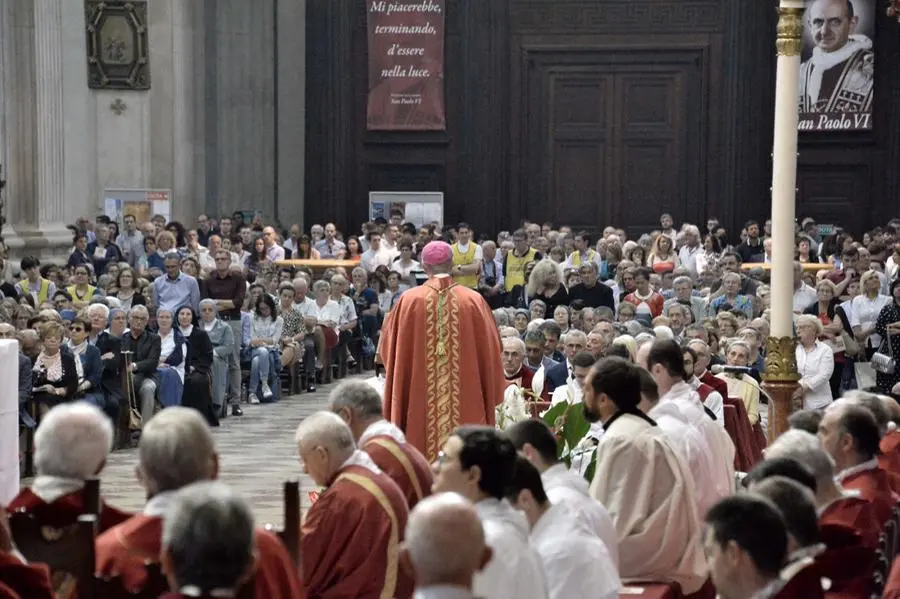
95;512;302;598
329;381;433;509
297;412;412;599
6;486;129;533
380;242;505;462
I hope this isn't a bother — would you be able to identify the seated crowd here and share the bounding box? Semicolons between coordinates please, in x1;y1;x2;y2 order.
4;211;900;598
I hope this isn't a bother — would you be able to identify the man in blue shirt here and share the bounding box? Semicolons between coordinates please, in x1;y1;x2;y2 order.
152;253;200;314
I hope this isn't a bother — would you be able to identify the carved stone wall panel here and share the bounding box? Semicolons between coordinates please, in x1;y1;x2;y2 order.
511;1;724;34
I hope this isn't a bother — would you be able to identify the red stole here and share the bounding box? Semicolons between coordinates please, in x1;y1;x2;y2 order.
819;496;880;549
302;464;412;599
0;552;54;599
699;371;729;401
380;275;506;462
362;434;433;509
95;513;304;599
839;466;899;526
5;488;130;533
880;430;900;476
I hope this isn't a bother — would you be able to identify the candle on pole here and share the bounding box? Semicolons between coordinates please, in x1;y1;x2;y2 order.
761;0;804;443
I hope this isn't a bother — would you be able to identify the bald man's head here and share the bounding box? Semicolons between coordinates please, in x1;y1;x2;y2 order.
880;394;900;426
401;493;492;588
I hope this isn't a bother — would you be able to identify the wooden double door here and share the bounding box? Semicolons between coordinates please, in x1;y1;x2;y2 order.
518;48;708;235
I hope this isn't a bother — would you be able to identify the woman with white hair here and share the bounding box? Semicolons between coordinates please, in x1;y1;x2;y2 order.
794;314;834;411
526;260;568;314
710;272;753;318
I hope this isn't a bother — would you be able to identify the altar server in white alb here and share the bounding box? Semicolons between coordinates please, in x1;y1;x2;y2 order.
582;357;707;595
431;425;548;599
506;455;620;599
506;418;618;567
644;340;736;506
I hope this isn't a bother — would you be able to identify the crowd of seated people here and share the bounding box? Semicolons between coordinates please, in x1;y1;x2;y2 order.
4;210;900;597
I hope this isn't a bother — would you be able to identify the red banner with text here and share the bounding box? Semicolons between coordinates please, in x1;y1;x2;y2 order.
366;0;446;131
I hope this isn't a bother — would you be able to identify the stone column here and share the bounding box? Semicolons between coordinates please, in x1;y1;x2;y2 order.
762;0;804;443
18;0;74;259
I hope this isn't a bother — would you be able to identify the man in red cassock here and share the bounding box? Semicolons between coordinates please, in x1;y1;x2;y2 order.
0;509;54;599
158;482;272;599
329;380;433;509
296;412;412;599
819;403;899;526
95;408;303;599
502;336;538;395
379;240;505;461
5;403;129;532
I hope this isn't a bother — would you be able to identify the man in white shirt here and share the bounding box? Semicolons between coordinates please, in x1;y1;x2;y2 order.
431;426;548;599
792;261;818;313
506;455;619;599
507;419;618;566
642;340;735;507
582;357;707;594
360;231;398;273
401;493;492;599
677;224;702;279
291;277;316;317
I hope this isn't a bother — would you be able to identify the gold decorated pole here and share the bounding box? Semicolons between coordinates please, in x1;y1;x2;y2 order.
762;0;804;444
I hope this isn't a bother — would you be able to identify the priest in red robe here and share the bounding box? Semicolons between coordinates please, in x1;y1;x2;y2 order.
5;403;129;532
158;481;280;599
297;412;412;599
819;403;899;525
379;241;505;461
502;336;541;400
95;408;303;599
329;379;433;508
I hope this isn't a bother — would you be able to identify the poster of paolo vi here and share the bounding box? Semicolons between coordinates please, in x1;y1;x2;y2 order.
798;0;874;132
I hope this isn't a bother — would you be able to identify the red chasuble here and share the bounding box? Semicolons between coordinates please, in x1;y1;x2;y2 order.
0;552;54;599
838;466;899;527
880;430;900;476
819;496;880;549
302;464;412;599
6;488;130;532
95;514;304;598
815;522;875;599
362;435;434;509
379;276;505;461
699;371;729;401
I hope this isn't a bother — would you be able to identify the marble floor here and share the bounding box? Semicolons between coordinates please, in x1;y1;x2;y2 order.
96;374;372;527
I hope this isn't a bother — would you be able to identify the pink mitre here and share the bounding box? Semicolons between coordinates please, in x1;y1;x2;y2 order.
421;241;453;266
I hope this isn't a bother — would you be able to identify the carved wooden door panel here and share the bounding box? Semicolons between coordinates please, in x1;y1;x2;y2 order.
521;50;704;233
